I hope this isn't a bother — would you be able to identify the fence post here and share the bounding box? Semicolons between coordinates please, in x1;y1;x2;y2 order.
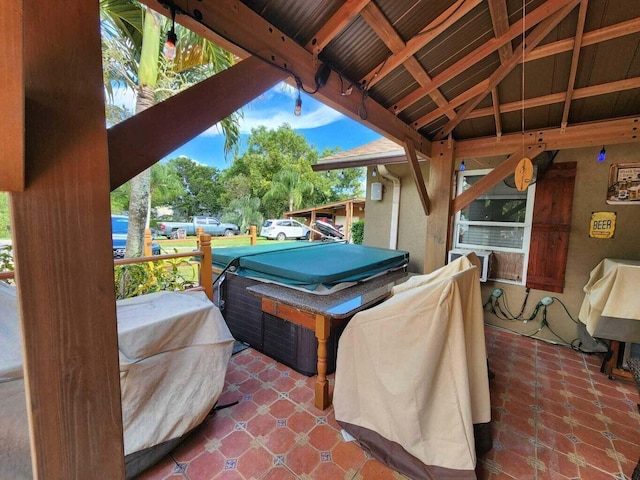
200;233;213;301
196;227;204;250
144;229;153;257
250;225;257;245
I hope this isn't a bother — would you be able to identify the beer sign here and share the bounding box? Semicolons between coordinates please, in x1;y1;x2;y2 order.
589;211;616;239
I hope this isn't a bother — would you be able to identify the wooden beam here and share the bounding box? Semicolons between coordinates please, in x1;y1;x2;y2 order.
561;0;589;132
452;145;546;214
139;0;432;159
360;2;455;119
488;0;513;64
491;88;502;139
434;1;579;140
411;80;490;129
305;0;371;55
466;77;640;120
424;140;456;273
527;16;640;62
362;0;483;88
404;140;430;215
413;16;640;128
392;0;577;114
15;0;124;477
455;117;640;158
108;56;286;189
0;2;24;191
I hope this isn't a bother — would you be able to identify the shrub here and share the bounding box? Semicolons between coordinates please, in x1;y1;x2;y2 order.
351;220;364;245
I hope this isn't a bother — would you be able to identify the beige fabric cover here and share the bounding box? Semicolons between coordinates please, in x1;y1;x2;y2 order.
0;285;233;479
333;255;491;477
579;258;640;342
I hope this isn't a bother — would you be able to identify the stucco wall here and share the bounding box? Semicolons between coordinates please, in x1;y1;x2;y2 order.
363;163;429;273
364;144;640;347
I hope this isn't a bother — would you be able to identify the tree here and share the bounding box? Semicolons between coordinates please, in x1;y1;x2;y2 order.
223;197;263;233
219;124;364;219
166;157;224;217
264;170;314;213
101;0;240;257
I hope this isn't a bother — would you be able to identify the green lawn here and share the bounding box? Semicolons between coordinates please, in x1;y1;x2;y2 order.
155;236;286;254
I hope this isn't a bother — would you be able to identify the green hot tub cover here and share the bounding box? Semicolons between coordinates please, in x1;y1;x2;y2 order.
213;242;409;294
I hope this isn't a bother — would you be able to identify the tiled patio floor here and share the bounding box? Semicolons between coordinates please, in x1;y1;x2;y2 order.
136;326;640;479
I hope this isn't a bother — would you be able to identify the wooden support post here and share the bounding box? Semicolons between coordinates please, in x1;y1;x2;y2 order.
424;139;456;273
199;233;213;302
144;228;153;257
11;0;125;477
250;225;257;245
314;314;331;410
0;1;24;191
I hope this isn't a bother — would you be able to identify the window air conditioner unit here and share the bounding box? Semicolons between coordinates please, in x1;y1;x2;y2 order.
447;249;492;282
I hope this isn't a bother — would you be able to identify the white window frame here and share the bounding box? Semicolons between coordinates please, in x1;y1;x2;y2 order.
454;168;536;284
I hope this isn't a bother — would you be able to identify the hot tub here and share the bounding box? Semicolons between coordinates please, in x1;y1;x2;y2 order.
213;242;409;376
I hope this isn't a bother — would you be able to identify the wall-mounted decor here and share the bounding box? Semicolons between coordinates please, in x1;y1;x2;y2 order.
589;211;616;239
607;162;640;204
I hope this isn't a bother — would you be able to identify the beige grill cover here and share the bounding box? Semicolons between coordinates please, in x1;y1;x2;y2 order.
333;255;491;479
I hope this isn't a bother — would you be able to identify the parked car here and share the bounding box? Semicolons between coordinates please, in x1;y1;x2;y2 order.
260;219;310;241
112;215;161;259
157;216;240;238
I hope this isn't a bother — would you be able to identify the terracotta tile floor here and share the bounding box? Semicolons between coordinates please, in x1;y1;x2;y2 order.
136;326;640;479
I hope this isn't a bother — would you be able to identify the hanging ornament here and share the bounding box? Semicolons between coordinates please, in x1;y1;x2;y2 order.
515;157;534;191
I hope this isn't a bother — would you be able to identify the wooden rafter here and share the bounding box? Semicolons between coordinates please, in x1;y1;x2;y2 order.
434;1;579;140
452;145;546;214
392;0;577;115
527;16;640;62
404;140;431;215
491;88;502;138
561;0;589;133
488;0;513;64
138;0;432;159
466;77;640;120
305;0;371;55
108;56;286;190
362;0;482;89
413;14;640;130
360;2;456;120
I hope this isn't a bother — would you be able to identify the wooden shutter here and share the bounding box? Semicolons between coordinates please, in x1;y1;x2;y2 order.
526;162;577;293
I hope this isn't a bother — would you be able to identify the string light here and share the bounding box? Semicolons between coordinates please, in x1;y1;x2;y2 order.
163;4;177;61
598;146;606;162
294;90;302;116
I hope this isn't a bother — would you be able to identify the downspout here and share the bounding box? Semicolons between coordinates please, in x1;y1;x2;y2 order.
377;165;400;250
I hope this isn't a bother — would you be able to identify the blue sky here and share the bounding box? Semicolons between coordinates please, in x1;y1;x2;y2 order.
114;82;381;170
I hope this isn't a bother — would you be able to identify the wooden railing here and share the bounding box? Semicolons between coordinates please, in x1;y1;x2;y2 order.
1;226;260;300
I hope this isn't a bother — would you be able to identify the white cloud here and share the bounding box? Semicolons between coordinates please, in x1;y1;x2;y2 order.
201;83;346;136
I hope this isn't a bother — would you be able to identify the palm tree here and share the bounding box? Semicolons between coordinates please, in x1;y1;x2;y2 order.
223;197;263;234
264;170;314;214
101;0;241;257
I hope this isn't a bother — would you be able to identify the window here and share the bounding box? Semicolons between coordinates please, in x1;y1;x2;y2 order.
454;169;536;283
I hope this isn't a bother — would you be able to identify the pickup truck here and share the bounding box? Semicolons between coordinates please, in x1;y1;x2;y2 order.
157;216;240;238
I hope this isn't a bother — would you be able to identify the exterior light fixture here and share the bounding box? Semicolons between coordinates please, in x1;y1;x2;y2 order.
294;90;302;116
598;146;606;163
460;160;466;171
163;4;177;61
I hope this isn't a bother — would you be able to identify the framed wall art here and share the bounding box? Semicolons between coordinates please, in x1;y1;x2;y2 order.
606;162;640;205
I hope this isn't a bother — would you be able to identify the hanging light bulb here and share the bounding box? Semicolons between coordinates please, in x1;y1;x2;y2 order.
460;160;466;171
163;5;177;61
294;90;302;116
598;146;606;163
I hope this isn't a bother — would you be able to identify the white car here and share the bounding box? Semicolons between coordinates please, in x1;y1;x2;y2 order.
260;219;310;241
